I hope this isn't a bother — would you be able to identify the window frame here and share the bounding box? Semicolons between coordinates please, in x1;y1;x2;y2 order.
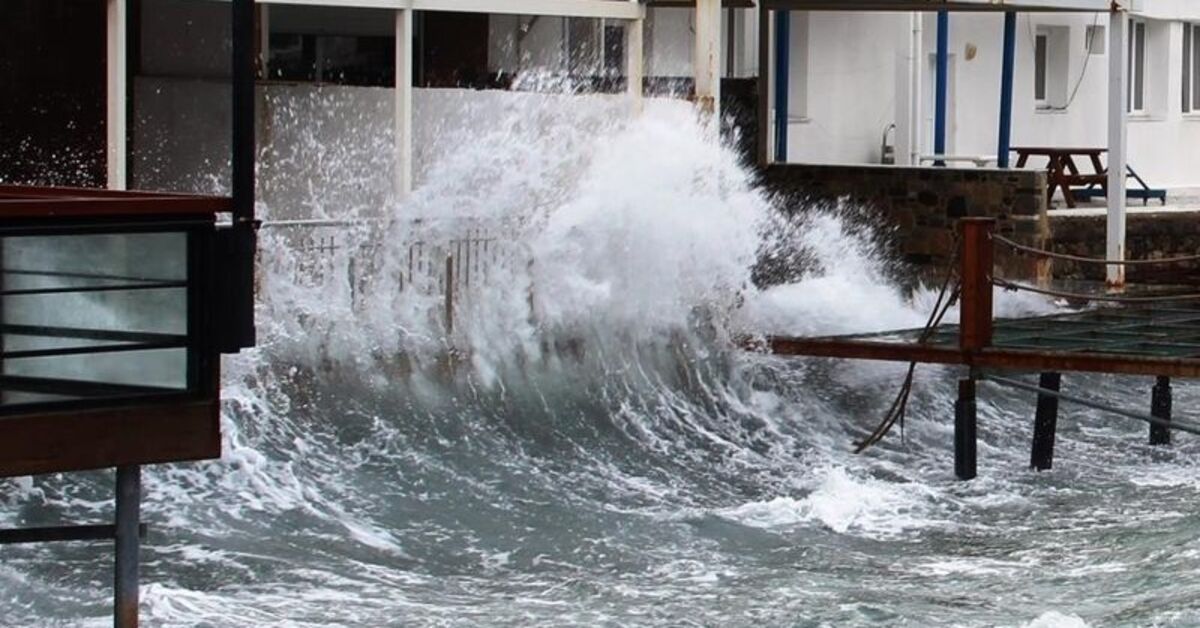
1127;18;1147;114
1185;22;1200;114
1034;32;1049;107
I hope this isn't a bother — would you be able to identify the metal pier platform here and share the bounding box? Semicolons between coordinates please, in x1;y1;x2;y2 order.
759;218;1200;479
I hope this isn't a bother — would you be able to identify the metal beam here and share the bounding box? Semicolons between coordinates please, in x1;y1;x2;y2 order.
761;0;1114;11
1107;9;1128;287
106;0;128;190
997;11;1016;168
249;0;645;20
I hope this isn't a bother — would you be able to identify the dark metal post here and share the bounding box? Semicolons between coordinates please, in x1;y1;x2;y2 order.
1030;371;1061;470
773;10;790;163
114;465;141;628
959;218;995;352
997;11;1017;168
1150;375;1171;445
934;10;949;165
955;376;977;480
756;7;770;167
225;0;258;351
444;255;454;335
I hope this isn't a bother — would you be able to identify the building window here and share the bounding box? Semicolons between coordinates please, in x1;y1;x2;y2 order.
1034;33;1048;105
267;33;394;86
1185;22;1200;113
1033;25;1069;110
1128;18;1146;113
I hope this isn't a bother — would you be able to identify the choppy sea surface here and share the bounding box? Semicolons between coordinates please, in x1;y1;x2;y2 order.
3;95;1199;628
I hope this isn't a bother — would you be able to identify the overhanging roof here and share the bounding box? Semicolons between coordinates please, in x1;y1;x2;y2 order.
761;0;1126;11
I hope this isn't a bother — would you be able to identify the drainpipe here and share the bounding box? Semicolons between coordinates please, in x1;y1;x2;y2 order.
909;11;923;166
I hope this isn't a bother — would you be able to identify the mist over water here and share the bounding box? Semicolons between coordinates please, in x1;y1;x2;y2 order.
3;92;1200;627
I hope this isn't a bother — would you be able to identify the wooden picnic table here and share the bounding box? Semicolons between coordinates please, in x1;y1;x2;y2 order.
1013;146;1107;209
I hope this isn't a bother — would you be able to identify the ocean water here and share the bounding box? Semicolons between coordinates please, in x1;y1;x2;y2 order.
3;95;1200;628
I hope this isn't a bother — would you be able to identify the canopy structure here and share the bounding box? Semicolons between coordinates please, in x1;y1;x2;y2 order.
761;0;1128;11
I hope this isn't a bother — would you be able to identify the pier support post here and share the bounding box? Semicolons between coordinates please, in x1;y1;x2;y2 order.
114;465;141;628
955;376;977;480
1030;372;1061;470
1150;376;1171;446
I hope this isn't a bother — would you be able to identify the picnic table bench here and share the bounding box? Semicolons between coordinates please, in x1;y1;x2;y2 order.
1013;146;1107;209
1012;146;1167;208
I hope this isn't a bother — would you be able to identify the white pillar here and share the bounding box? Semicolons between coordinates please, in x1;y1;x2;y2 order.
627;14;644;112
395;8;414;199
106;0;127;190
1107;10;1128;287
694;0;722;119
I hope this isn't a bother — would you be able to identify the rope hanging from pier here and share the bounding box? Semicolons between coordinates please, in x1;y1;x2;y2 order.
992;233;1200;266
855;240;960;454
992;278;1200;304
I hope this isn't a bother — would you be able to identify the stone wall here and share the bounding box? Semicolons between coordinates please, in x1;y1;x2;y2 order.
1048;212;1200;283
760;163;1050;281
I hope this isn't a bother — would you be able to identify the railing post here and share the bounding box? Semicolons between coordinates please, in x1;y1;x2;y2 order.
959;218;995;352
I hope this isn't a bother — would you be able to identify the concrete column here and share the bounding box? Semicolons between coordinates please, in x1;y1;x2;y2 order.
627;12;644;112
395;9;414;199
106;0;127;190
694;0;722;118
114;465;141;628
1107;10;1129;287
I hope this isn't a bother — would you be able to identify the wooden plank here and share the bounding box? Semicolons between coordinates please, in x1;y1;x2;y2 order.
0;400;220;477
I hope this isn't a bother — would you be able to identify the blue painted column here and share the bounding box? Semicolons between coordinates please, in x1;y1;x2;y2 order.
997;11;1017;168
774;10;790;163
934;10;949;165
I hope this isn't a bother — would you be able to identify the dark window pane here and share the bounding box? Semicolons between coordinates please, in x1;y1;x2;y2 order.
1035;34;1048;102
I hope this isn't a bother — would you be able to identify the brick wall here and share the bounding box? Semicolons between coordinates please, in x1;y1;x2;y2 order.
1048;212;1200;283
760;163;1050;280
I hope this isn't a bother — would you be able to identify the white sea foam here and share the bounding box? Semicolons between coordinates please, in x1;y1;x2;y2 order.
1020;611;1091;628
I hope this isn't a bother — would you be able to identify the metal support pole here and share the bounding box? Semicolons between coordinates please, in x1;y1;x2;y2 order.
955;376;977;481
1150;376;1172;445
227;0;258;351
756;8;771;167
934;10;949;165
997;11;1016;168
395;8;414;198
959;218;995;352
1030;371;1061;470
1106;10;1129;288
106;0;128;189
773;10;790;162
114;465;141;628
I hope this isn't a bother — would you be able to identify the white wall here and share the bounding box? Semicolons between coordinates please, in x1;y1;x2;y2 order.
770;7;1200;188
